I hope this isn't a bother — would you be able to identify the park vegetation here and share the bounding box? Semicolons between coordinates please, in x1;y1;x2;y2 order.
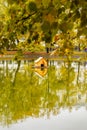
0;0;87;54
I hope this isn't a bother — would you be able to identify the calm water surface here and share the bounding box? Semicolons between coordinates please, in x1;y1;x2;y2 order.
0;60;87;130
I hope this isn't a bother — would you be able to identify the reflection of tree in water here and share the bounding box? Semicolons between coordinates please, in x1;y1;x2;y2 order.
0;60;87;125
12;60;21;86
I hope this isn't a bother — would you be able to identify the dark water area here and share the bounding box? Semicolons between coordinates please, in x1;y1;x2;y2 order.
0;59;87;130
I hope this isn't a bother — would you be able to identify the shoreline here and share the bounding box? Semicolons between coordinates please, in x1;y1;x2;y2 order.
0;51;87;62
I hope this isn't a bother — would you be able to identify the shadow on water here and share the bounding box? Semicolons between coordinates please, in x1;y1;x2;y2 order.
0;59;87;126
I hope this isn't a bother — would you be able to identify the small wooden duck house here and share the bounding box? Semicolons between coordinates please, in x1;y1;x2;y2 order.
34;57;47;68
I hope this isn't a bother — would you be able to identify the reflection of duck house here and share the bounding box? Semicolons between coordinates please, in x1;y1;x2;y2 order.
35;68;47;77
34;57;47;77
34;57;47;68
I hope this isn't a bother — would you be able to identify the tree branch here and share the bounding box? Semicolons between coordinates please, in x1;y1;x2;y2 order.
15;11;37;24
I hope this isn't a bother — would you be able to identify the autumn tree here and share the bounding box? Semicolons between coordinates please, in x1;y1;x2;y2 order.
0;0;87;53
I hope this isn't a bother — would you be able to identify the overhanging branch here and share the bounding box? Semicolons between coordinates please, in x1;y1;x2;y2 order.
15;11;37;24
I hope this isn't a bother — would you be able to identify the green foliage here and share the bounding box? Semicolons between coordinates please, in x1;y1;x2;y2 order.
0;0;87;52
20;25;28;34
41;21;50;32
42;31;52;43
7;0;17;4
17;41;45;52
53;0;61;9
59;21;74;32
0;21;4;30
80;9;87;27
42;0;51;8
51;22;58;29
28;1;37;12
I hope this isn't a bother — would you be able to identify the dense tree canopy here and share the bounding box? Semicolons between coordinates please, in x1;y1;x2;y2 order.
0;0;87;53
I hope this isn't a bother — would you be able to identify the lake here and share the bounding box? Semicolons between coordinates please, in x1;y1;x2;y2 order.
0;59;87;130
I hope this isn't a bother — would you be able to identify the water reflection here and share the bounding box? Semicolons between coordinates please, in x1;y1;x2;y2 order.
0;60;87;126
